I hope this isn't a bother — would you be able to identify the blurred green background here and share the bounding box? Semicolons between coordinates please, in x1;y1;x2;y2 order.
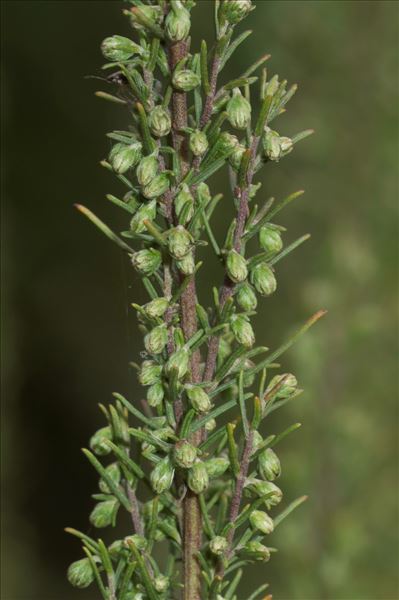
1;1;398;599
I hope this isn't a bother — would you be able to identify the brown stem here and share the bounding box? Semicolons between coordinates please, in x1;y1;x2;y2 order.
126;483;145;537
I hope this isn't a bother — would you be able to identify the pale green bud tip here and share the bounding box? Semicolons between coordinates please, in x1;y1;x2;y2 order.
227;88;252;130
99;462;121;493
166;347;190;378
186;385;212;413
250;510;274;534
149;106;171;138
143;297;169;318
259;448;281;481
259;225;283;254
236;283;257;311
251;430;264;455
226;249;248;283
142;173;170;199
187;461;209;493
210;536;229;556
267;373;297;398
89;498;118;528
129;5;163;31
230;314;255;348
220;0;253;25
241;541;271;562
150;457;175;494
89;426;112;456
136;154;158;187
144;324;168;355
229;144;246;171
205;417;217;432
168;225;193;259
124;534;147;551
245;478;283;508
109;142;142;174
176;251;195;275
132;248;162;275
154;575;169;592
205;457;230;478
219;132;239;154
101;35;143;61
130;200;156;233
263;127;293;162
175;184;194;223
67;558;96;589
173;69;201;92
174;440;197;468
165;4;190;41
147;382;164;407
138;360;162;386
250;262;277;296
190;130;209;156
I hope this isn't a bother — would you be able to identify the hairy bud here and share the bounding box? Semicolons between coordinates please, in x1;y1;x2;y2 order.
174;440;197;468
205;457;230;478
250;262;277;296
187;461;209;493
99;463;121;494
249;510;274;534
245;478;283;509
240;541;270;562
236;283;257;311
166;347;190;379
144;324;168;355
165;2;191;42
226;249;248;283
258;448;281;481
189;129;209;156
150;456;175;494
132;248;162;275
109;142;142;174
67;558;96;589
143;297;169;319
149;106;172;138
186;385;212;413
136;154;158;187
259;225;283;254
266;373;298;398
227;88;252;130
168;225;193;259
138;360;162;386
175;184;195;223
172;69;201;91
130;200;157;234
89;498;118;528
147;382;164;407
89;426;112;456
176;251;195;275
220;0;253;25
230;314;255;348
142;173;170;199
101;35;143;61
154;575;169;593
210;536;228;556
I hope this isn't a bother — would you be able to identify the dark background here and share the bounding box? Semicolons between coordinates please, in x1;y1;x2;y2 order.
1;1;398;599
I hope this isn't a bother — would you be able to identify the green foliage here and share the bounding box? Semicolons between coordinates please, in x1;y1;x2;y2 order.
67;0;324;598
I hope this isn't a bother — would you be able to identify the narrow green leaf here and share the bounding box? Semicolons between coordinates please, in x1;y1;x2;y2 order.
105;440;145;479
268;234;310;266
227;423;240;476
82;449;131;512
127;542;158;600
274;495;308;528
238;371;249;438
269;422;302;447
200;40;210;95
112;392;155;428
246;583;270;600
75;205;134;253
220;30;252;70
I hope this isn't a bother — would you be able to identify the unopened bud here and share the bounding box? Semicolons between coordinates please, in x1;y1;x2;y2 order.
109;141;142;174
144;324;168;355
251;430;264;455
172;69;201;92
205;457;230;478
143;297;169;319
132;248;162;275
236;283;257;311
249;510;274;534
197;182;211;204
229;144;246;171
265;74;279;97
227;88;252;130
138;360;162;386
250;262;277;296
136;154;158;187
266;373;297;398
99;463;121;494
147;382;164;407
89;426;112;456
258;448;281;481
205;418;217;432
175;184;195;223
176;251;195;275
189;129;209;156
89;498;118;528
187;461;209;493
154;575;169;593
245;478;283;508
124;534;147;551
149;106;171;138
220;0;253;25
218;131;239;154
280;136;293;156
263;126;281;162
240;541;270;562
209;536;228;556
226;249;248;283
129;5;163;31
67;558;96;589
130;200;157;234
186;385;212;413
174;440;197;468
168;225;193;259
101;35;143;61
142;173;170;199
165;2;191;41
150;456;174;494
166;347;190;379
230;314;255;348
259;225;283;254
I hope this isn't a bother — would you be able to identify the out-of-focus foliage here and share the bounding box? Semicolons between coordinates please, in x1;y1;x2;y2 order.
1;1;397;599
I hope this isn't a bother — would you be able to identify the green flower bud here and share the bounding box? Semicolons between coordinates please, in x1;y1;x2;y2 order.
217;336;232;364
189;129;209;156
265;74;279;97
176;251;195;275
124;534;147;551
226;88;252;130
147;382;164;407
174;440;197;468
186;385;212;413
138;360;162;386
240;541;270;562
187;461;209;493
226;249;248;283
165;2;191;41
136;154;158;187
230;314;255;348
99;463;121;494
266;373;297;398
249;510;274;534
149;106;171;138
205;418;217;432
101;35;143;61
143;297;169;319
218;132;239;154
229;144;246;171
258;448;281;481
251;430;264;455
129;5;163;31
154;575;169;593
175;184;195;223
142;173;170;199
89;498;119;528
168;225;193;259
166;347;190;379
130;200;157;234
150;456;174;494
263;126;281;162
220;0;253;25
205;457;230;478
144;324;168;355
236;283;257;311
108;539;124;558
250;262;277;296
280;136;293;156
259;225;283;254
67;557;96;589
245;478;283;509
172;69;201;92
196;182;211;204
89;426;112;456
209;536;228;556
109;141;142;174
132;248;162;275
